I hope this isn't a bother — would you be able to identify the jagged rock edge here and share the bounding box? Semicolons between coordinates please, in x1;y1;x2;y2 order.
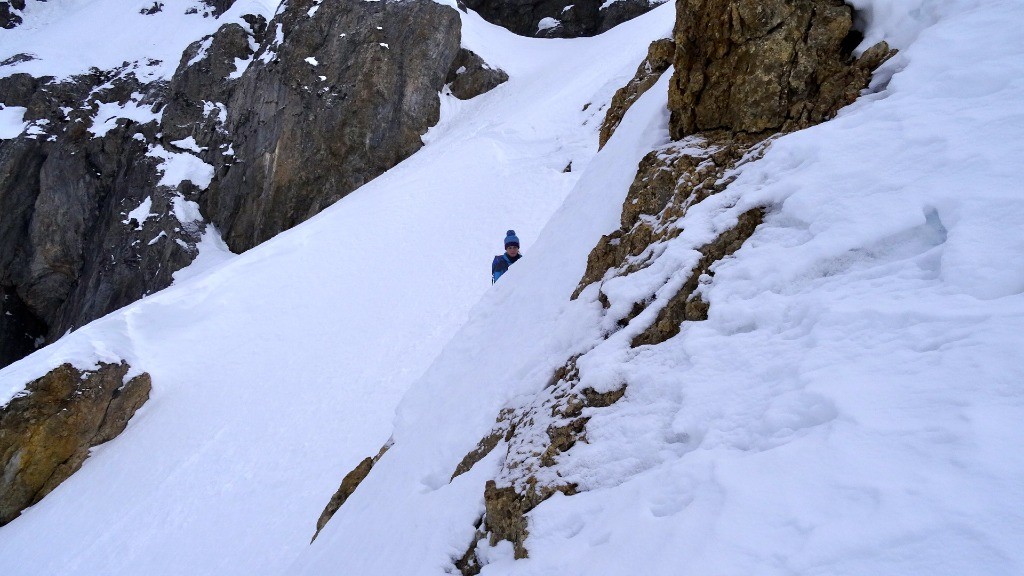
311;437;393;542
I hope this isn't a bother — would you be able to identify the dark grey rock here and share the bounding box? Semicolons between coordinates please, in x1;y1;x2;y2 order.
18;144;97;321
460;0;662;38
241;13;268;45
46;124;203;337
0;286;46;367
161;22;255;150
595;0;658;33
202;0;237;17
0;73;39;107
0;53;36;68
446;48;509;100
0;137;45;293
0;0;26;29
0;71;205;368
204;0;464;251
139;2;163;15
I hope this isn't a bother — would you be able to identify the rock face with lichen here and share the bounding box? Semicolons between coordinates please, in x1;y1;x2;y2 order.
574;132;773;301
0;362;151;526
599;38;675;148
668;0;894;138
450;356;625;570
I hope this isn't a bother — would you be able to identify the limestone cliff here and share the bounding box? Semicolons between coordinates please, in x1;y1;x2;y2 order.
668;0;893;137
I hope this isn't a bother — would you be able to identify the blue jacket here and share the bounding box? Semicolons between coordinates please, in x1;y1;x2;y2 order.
492;253;522;283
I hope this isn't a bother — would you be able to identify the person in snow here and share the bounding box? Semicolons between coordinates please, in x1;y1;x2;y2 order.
492;230;522;283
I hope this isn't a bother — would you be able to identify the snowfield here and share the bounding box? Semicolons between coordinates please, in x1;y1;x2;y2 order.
0;0;282;81
3;0;1024;575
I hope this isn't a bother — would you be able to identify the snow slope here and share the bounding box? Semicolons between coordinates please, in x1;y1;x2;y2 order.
294;0;1024;575
0;0;281;81
2;0;1023;575
0;3;671;575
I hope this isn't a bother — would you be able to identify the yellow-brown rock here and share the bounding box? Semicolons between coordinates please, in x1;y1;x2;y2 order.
599;38;676;148
0;362;151;526
668;0;894;139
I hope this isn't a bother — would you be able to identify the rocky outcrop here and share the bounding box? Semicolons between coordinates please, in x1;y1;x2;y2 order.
452;358;626;562
203;0;468;251
0;0;25;29
580;0;896;312
460;0;664;38
201;0;237;17
574;133;773;298
599;38;675;148
450;409;515;481
161;21;258;147
482;478;577;559
0;362;151;526
630;206;764;346
311;438;392;542
668;0;895;138
446;48;509;100
0;68;207;369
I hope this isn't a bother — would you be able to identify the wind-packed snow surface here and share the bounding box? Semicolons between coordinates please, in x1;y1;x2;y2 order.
295;0;1024;575
2;0;1024;575
0;1;667;575
0;0;282;81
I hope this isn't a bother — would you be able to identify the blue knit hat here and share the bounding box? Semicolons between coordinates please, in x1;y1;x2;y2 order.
504;229;520;248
